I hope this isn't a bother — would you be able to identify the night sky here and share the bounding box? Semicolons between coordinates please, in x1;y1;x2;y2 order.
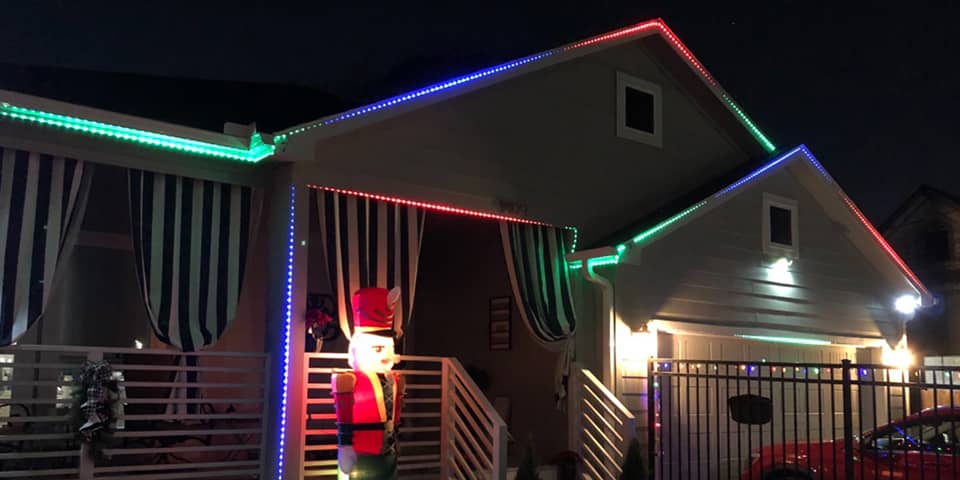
2;1;958;223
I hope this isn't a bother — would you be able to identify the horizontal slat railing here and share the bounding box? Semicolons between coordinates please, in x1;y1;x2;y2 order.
301;353;446;478
0;344;269;480
571;363;636;480
300;353;508;479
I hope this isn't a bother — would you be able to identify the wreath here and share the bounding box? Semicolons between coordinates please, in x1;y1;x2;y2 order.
306;293;340;351
69;360;120;461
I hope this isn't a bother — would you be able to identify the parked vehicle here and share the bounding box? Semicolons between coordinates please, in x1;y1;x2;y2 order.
743;407;960;479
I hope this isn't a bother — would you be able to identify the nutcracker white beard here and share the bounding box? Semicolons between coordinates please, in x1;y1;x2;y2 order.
348;332;397;373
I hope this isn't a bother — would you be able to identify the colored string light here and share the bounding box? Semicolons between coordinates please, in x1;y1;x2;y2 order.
0;102;275;162
631;201;707;245
612;144;929;299
280;52;555;136
276;185;296;479
306;184;559;226
715;146;803;197
278;20;776;153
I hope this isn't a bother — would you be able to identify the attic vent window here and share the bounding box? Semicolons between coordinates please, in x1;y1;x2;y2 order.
616;72;662;147
762;194;799;258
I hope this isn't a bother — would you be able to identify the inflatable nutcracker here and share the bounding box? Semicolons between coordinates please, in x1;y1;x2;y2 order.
332;287;406;479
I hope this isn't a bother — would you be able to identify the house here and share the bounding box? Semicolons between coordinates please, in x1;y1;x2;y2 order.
883;185;959;356
0;16;930;480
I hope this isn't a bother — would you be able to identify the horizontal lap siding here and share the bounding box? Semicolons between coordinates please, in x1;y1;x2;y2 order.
615;166;900;340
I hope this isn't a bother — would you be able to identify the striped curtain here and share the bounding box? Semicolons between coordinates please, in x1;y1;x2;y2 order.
0;146;90;346
499;222;577;407
314;189;425;339
128;170;256;351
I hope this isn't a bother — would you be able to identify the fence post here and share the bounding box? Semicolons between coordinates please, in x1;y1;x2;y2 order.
647;358;656;480
841;359;854;480
78;350;103;480
439;359;450;479
492;421;508;480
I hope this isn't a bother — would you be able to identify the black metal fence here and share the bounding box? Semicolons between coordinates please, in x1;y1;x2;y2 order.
647;358;960;480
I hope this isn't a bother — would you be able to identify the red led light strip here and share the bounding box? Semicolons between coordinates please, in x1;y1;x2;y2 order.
564;21;661;50
307;184;554;226
840;194;929;297
563;21;716;87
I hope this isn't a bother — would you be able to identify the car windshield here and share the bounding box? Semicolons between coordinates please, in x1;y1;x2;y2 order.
868;416;960;453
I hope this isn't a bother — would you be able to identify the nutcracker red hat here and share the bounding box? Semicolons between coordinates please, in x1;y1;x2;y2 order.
352;287;402;337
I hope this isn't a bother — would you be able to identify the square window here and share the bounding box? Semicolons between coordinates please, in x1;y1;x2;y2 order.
762;194;798;258
769;206;793;246
624;87;655;134
616;72;662;147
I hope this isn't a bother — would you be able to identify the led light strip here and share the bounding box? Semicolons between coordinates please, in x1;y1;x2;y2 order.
736;334;832;346
0;102;275;162
276;51;556;140
581;145;930;300
276;185;295;479
307;184;560;226
278;20;776;153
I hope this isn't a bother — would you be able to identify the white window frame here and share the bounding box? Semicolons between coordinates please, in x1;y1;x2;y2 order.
762;193;799;258
616;72;663;147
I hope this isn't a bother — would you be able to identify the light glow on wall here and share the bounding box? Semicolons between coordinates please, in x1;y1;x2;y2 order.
276;185;296;479
735;334;832;346
620;326;658;361
0;102;275;162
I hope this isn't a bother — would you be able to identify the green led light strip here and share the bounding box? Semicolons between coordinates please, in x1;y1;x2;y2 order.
735;334;831;346
568;254;621;270
0;103;275;162
721;93;775;152
631;201;707;245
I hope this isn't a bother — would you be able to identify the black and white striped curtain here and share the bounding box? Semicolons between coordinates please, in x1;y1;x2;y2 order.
499;223;577;343
500;222;577;407
128;170;256;351
314;189;425;339
0;146;90;346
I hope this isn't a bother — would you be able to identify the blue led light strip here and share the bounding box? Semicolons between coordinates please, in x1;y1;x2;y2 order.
277;52;556;139
276;185;295;479
715;146;803;197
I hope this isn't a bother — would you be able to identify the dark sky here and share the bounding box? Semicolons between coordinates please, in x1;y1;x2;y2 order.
2;1;958;223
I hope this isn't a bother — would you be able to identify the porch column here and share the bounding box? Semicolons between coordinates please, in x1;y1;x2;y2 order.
262;164;310;480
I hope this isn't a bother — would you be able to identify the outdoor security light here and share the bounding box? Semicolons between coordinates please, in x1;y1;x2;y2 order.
894;295;921;315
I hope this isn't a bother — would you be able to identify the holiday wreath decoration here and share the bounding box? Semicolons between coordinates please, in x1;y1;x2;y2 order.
69;360;121;460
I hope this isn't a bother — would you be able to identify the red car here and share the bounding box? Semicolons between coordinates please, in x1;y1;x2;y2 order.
743;407;960;479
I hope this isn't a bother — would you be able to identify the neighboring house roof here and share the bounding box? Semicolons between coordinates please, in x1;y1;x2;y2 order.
880;184;960;233
570;145;933;304
273;19;776;154
0;63;348;133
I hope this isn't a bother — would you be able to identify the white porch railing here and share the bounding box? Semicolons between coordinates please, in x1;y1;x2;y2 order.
0;344;269;480
300;353;507;479
569;363;636;480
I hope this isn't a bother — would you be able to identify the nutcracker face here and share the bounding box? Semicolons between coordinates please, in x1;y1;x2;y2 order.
348;332;396;373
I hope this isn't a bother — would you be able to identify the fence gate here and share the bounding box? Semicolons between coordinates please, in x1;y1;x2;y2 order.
648;358;960;480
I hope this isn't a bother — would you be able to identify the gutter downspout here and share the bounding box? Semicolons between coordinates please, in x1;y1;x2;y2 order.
568;247;619;390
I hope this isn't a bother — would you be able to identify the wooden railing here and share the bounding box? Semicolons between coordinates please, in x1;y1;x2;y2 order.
570;363;636;480
0;344;269;480
300;353;507;479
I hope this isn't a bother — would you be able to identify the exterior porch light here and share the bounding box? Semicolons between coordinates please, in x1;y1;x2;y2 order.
894;294;921;315
620;324;657;361
133;339;144;350
881;342;914;371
